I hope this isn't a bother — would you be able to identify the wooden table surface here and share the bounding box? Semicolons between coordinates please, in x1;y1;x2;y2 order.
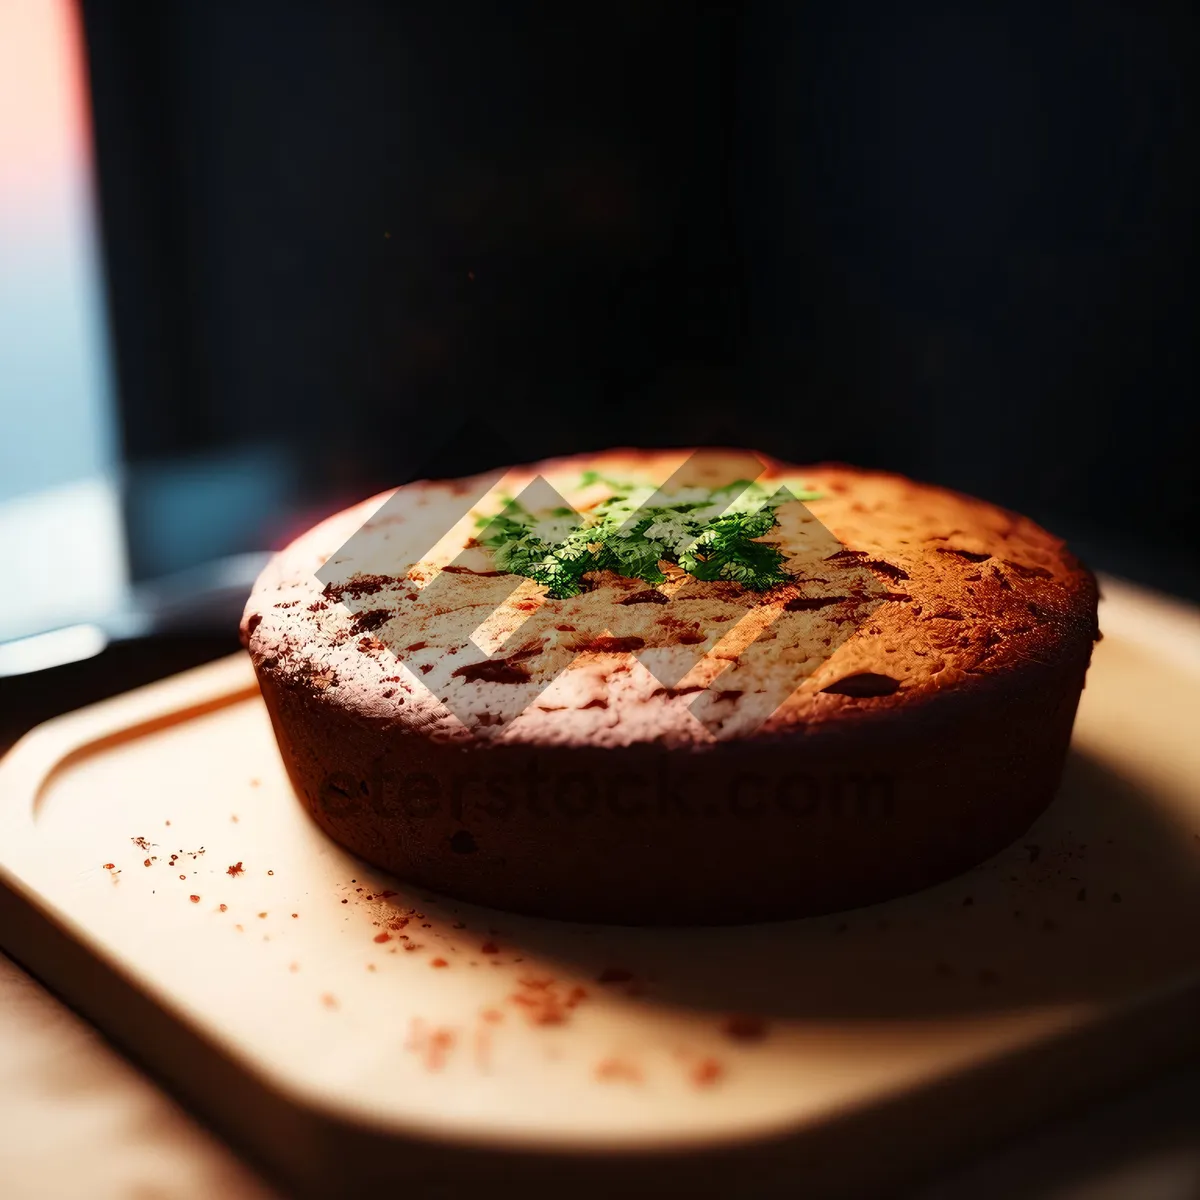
3;942;1198;1200
0;637;1197;1199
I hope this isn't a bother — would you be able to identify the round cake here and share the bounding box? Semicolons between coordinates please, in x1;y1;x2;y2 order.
242;449;1099;924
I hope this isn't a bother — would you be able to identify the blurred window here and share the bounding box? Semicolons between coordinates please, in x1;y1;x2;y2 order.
0;0;126;640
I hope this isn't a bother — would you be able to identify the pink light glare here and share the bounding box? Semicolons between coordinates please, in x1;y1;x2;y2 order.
0;0;125;621
0;0;92;222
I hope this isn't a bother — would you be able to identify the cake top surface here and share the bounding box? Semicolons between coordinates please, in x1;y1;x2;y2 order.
242;449;1098;747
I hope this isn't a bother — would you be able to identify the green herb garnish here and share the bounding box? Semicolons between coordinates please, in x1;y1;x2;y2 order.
476;476;821;599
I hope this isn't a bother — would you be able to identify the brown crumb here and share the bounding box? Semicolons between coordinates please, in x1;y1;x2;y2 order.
219;904;228;912
430;957;449;968
595;1057;642;1084
405;1023;456;1072
227;862;244;877
692;1058;724;1087
474;1028;492;1072
721;1015;769;1042
189;895;200;903
508;977;582;1026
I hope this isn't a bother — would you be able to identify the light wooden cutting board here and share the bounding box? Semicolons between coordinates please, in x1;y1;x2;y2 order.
1;577;1198;1198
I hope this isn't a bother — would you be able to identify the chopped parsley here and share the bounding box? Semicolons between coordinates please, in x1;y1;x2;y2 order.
476;475;821;599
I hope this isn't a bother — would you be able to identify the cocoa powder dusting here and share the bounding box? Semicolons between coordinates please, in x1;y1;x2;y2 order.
508;977;586;1026
323;574;397;601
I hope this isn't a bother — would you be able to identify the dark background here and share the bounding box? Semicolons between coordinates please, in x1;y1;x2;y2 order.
80;0;1199;595
2;6;1198;1193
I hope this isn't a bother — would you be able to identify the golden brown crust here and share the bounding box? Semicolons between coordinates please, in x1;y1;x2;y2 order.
243;449;1097;745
